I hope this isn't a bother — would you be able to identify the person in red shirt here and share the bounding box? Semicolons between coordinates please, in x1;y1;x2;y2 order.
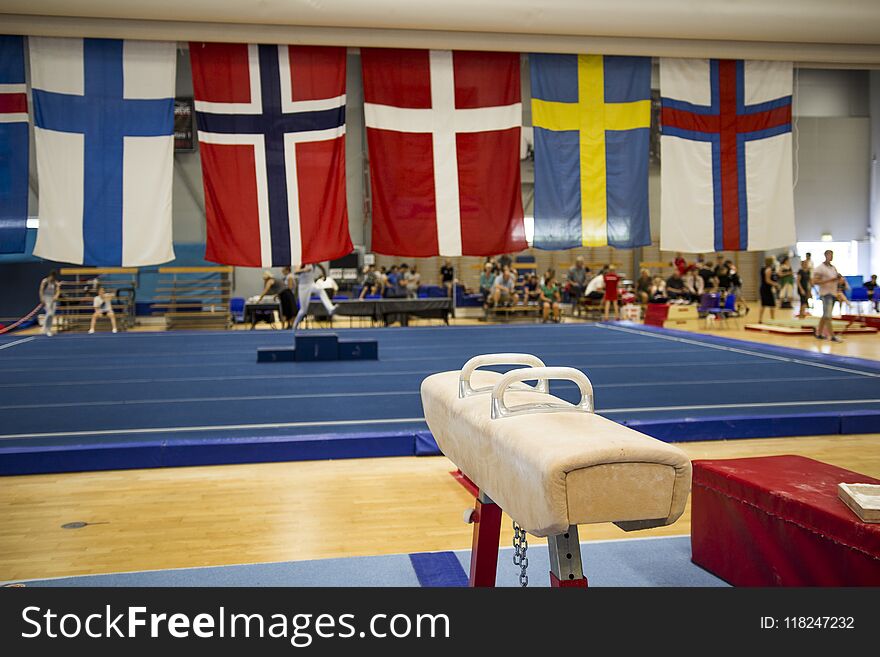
673;253;688;276
603;264;621;320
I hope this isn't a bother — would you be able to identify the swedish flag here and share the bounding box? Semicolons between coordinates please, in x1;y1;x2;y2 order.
531;54;651;249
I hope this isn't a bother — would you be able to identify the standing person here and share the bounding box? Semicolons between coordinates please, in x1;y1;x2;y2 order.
497;253;513;271
38;270;60;336
292;264;337;331
673;253;688;276
864;274;878;312
796;261;813;318
777;255;794;308
758;257;779;324
539;273;561;323
88;286;118;334
256;270;285;328
812;250;843;342
603;265;621;320
278;266;297;329
440;259;455;298
566;257;589;315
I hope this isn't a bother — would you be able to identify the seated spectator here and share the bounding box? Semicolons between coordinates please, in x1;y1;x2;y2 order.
385;265;407;298
635;269;652;304
865;274;878;312
539;273;562;323
665;270;688;300
649;276;668;303
523;273;541;304
404;265;420;299
698;258;715;288
479;263;495;307
584;272;605;300
683;268;704;301
359;265;380;299
491;265;518;307
483;256;499;276
498;253;513;271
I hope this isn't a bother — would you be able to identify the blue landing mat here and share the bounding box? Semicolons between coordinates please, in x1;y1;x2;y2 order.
8;536;726;588
1;323;878;475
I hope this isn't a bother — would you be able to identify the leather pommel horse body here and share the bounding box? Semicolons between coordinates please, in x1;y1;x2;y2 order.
421;354;692;587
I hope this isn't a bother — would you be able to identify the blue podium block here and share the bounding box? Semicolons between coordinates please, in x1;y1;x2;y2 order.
338;340;378;360
295;333;339;361
257;347;296;362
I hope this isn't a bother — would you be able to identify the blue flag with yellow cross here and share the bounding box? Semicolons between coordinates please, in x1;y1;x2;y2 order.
530;54;651;249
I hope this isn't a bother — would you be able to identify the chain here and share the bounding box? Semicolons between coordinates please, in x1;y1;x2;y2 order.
512;521;529;587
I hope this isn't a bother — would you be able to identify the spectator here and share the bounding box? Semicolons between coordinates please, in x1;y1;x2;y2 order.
796;261;812;318
835;274;851;314
566;257;589;315
359;265;381;299
812;250;842;342
758;256;779;324
440;259;455;298
584;272;605;300
491;266;518;307
523;273;541;305
635;269;652;304
865;274;878;312
406;265;421;299
257;270;284;304
802;252;813;274
673;252;688;276
665;270;688;300
479;263;495;307
713;254;725;275
498;253;513;271
684;268;704;300
88;285;118;334
278;266;297;328
698;258;715;288
649;276;668;302
603;264;621;320
716;265;732;291
539;273;562;323
483;256;499;276
38;270;60;337
777;255;794;308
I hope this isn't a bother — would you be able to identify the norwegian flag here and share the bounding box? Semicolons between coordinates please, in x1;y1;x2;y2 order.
190;43;352;267
362;49;526;257
0;35;29;254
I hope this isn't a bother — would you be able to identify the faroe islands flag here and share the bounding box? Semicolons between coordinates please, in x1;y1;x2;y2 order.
30;37;176;266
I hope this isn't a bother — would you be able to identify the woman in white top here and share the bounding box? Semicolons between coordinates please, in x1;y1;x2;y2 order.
292;264;338;330
89;286;118;334
38;270;61;336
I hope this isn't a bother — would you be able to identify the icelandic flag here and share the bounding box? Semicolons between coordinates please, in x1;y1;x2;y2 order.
531;54;651;249
0;35;29;254
190;43;352;267
660;59;795;252
362;49;526;257
29;37;176;266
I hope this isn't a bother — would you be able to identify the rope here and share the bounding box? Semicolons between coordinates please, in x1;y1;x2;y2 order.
0;303;43;335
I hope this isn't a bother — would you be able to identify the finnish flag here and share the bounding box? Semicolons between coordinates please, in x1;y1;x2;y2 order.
30;37;176;266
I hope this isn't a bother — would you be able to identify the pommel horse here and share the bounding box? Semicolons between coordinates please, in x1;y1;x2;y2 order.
421;354;692;587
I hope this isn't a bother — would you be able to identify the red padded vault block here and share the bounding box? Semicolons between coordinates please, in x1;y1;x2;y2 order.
691;455;880;586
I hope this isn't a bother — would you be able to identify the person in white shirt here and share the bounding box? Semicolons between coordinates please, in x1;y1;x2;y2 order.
38;270;60;336
812;250;843;342
88;286;118;334
292;264;337;330
584;272;605;300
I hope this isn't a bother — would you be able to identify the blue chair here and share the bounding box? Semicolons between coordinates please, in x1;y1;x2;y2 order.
229;297;245;323
707;293;739;327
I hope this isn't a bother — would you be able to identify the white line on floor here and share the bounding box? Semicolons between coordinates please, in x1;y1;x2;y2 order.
3;398;878;441
0;336;36;351
599;323;880;378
